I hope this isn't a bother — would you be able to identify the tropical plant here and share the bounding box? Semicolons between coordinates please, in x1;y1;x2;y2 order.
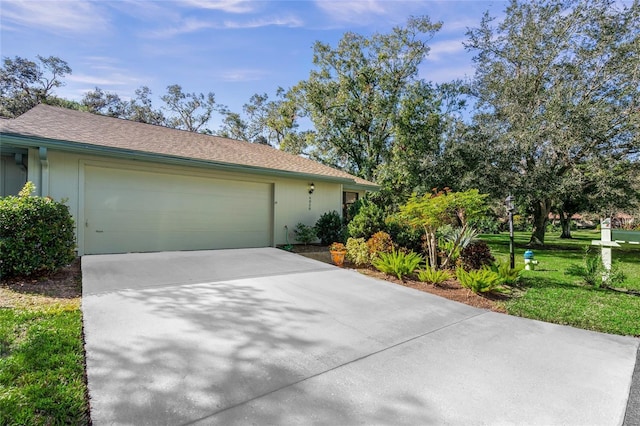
346;237;370;266
315;210;344;245
398;189;487;269
438;225;478;268
417;267;452;286
372;250;423;280
493;262;524;286
293;223;317;245
456;267;506;294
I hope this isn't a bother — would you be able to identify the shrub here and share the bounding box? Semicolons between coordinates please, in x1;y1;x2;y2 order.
512;214;530;232
293;223;317;245
470;216;501;234
315;211;344;245
456;267;507;294
347;200;386;239
372;250;423;280
459;240;495;271
0;182;76;277
417;267;452;286
386;217;423;253
366;231;394;259
346;237;370;266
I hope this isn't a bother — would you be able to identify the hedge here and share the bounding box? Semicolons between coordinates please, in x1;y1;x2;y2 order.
0;182;76;277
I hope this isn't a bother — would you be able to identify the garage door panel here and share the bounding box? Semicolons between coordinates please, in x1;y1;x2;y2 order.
84;166;272;254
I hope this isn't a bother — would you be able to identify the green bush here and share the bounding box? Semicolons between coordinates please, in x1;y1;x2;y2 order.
315;210;344;245
471;216;501;234
386;217;423;253
0;182;76;277
347;200;386;239
372;250;423;280
459;240;495;271
346;237;370;266
294;223;317;245
512;214;530;232
417;267;452;286
456;267;507;294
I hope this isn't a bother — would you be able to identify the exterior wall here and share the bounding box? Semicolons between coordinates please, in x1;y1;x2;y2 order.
31;149;344;254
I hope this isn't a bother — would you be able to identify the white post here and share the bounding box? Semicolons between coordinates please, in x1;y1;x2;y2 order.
601;218;612;274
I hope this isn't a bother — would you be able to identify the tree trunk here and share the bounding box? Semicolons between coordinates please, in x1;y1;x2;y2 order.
423;226;438;269
529;198;552;246
558;208;573;239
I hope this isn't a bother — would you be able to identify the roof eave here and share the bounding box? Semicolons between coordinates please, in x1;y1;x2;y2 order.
1;132;379;189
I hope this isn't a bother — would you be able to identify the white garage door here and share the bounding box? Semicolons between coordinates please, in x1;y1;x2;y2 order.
84;165;272;254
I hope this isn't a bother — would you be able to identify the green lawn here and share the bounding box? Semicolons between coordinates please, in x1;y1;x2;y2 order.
481;230;640;336
0;279;89;425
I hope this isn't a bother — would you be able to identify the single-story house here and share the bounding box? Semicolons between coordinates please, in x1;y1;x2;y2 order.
0;104;377;255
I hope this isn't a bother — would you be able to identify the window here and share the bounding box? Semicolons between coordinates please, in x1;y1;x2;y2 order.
342;191;359;222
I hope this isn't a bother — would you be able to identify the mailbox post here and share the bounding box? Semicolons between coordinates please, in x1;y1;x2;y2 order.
505;195;515;269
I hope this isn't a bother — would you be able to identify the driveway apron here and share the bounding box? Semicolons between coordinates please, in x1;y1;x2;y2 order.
82;248;639;425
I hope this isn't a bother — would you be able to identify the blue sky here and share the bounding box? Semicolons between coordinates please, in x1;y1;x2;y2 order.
1;0;507;127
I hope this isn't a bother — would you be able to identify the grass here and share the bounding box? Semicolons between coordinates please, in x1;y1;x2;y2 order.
0;269;90;425
481;229;640;336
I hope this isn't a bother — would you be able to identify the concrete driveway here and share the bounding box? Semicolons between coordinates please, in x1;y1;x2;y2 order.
82;248;639;425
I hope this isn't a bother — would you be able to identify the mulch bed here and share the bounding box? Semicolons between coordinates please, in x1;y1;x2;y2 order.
285;244;508;313
0;258;82;301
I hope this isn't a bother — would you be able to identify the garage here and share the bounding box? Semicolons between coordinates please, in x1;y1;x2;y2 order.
2;105;378;255
83;165;273;254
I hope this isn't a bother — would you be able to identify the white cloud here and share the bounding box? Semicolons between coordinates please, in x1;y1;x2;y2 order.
65;56;145;88
0;0;109;34
223;15;304;29
440;17;482;33
105;0;178;23
315;0;386;21
314;0;423;25
67;72;142;87
147;18;216;38
216;68;268;82
146;13;302;38
182;0;256;13
428;38;466;60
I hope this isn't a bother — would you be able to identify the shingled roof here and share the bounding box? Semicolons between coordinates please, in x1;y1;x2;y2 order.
0;104;377;189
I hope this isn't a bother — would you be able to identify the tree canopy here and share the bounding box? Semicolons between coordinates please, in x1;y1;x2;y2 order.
466;0;640;244
296;16;443;182
0;55;72;117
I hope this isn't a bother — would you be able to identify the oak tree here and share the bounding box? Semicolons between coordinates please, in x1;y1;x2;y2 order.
467;0;640;244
